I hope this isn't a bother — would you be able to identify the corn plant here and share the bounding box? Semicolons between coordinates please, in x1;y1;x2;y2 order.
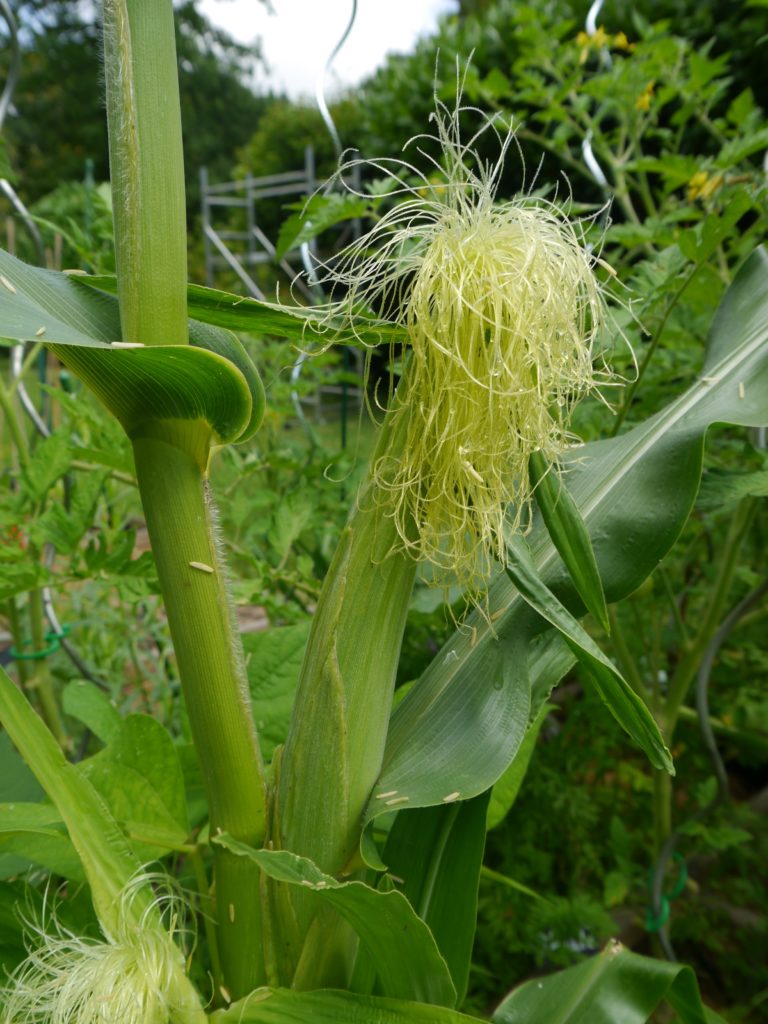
1;1;766;1021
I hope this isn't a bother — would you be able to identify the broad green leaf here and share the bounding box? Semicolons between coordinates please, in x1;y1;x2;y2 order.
365;636;531;826
214;836;456;1007
529;451;608;631
50;342;253;452
487;701;552;830
0;253;117;347
244;620;311;761
80;714;189;856
0;802;84;881
186;284;405;349
492;941;726;1024
62;679;122;744
0;665;153;934
371;246;768;818
94;714;187;832
504;536;672;773
211;988;487;1024
381;792;490;1005
182;318;266;443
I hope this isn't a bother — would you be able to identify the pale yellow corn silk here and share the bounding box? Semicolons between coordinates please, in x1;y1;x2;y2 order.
312;97;610;589
1;874;198;1024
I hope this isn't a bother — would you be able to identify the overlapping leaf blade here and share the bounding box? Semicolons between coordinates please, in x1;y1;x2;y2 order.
0;254;116;347
210;988;487;1024
214;836;456;1007
381;792;491;1004
529;450;609;631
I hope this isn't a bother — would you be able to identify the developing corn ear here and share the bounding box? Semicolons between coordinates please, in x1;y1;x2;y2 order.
321;99;607;587
276;95;609;983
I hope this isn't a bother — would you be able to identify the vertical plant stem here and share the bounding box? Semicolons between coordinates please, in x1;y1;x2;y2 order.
6;600;28;690
102;0;187;347
27;587;65;745
190;846;224;996
101;0;267;997
132;436;267;998
0;372;29;462
663;499;756;734
652;768;673;854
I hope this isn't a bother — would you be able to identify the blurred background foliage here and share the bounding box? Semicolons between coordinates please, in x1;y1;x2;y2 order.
1;0;767;1019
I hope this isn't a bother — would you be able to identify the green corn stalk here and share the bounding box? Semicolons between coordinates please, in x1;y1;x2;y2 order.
53;0;268;1000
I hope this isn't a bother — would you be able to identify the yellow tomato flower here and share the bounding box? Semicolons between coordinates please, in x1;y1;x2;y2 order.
687;171;724;202
613;31;634;51
635;81;655;111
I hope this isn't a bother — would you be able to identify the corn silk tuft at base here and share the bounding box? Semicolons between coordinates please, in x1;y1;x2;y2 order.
1;874;198;1024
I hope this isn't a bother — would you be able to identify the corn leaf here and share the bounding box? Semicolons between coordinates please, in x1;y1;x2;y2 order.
214;836;457;1008
504;535;672;773
487;701;552;830
0;665;152;933
80;274;406;348
0;255;117;347
493;941;726;1024
367;634;532;824
380;792;491;1005
50;343;253;446
529;451;609;631
0;250;264;446
210;988;487;1024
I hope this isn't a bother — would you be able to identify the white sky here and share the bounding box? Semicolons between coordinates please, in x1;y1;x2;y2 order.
198;0;457;99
